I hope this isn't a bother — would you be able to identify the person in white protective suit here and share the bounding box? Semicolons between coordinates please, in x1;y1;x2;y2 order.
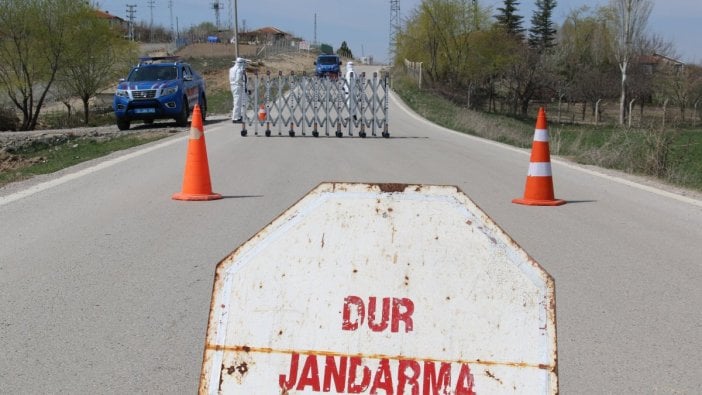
229;57;248;123
343;61;358;120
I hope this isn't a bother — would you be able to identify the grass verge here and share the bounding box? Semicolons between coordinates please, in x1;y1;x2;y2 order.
0;131;174;187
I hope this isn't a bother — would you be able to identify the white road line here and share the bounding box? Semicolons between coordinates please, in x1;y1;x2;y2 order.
0;134;187;208
390;91;702;208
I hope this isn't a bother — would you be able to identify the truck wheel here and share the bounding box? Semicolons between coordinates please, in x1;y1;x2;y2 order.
117;119;130;131
175;98;189;126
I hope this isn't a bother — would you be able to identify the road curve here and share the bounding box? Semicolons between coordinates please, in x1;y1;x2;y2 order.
1;75;701;393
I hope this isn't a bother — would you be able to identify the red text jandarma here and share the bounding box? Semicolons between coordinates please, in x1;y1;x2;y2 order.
279;353;475;394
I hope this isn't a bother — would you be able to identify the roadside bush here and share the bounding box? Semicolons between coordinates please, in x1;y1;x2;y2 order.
0;107;19;131
575;125;683;179
37;109;115;129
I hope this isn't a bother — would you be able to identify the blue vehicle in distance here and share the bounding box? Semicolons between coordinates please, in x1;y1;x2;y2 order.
314;54;342;79
113;56;207;130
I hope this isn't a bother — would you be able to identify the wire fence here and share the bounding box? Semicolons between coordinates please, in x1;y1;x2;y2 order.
396;67;702;128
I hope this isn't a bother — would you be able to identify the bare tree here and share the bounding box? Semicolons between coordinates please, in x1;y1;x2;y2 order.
0;0;93;130
503;45;542;115
654;63;702;123
609;0;652;125
56;10;138;125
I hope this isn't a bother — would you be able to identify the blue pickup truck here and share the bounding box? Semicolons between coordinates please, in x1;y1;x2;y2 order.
314;54;342;79
113;56;207;130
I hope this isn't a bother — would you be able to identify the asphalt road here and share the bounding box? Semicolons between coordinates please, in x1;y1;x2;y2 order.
1;77;701;393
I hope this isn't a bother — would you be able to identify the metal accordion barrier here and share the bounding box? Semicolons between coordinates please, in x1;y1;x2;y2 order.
237;71;390;138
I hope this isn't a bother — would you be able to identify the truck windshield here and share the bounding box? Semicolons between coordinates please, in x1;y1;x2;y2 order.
318;57;338;65
128;66;177;82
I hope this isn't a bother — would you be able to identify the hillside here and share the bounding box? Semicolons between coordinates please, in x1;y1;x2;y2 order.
169;43;320;93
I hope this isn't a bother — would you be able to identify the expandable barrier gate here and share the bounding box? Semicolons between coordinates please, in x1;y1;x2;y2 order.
238;72;390;138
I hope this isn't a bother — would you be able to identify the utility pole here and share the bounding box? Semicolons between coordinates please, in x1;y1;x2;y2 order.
227;0;233;31
233;0;239;57
169;0;175;48
389;0;400;64
314;13;318;47
147;0;155;43
126;4;137;41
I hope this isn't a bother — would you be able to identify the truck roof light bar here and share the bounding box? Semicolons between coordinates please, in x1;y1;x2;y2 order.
138;56;182;65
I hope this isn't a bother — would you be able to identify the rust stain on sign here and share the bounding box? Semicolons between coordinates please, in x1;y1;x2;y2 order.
204;344;557;372
377;183;407;193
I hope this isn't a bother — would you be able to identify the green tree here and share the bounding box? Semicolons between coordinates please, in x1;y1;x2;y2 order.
397;0;532;112
396;0;491;85
556;6;619;118
55;9;138;124
467;27;521;111
528;0;558;52
0;0;93;130
337;41;353;58
495;0;525;39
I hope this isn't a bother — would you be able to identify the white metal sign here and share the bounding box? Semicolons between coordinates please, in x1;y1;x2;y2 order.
200;183;557;394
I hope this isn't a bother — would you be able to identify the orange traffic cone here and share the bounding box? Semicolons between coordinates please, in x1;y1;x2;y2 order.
512;107;566;206
257;104;267;122
172;104;222;201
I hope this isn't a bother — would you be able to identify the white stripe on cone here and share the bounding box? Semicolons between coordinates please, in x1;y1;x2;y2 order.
190;126;203;140
528;162;553;177
533;129;549;142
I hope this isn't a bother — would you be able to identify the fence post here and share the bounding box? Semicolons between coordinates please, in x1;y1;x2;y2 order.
595;99;602;125
662;98;669;129
628;99;636;128
418;62;422;90
557;93;564;124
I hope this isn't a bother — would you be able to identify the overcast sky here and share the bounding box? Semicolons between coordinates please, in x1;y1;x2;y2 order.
98;0;702;64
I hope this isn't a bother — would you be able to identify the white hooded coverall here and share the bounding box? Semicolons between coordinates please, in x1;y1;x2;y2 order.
229;58;248;121
344;61;358;119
